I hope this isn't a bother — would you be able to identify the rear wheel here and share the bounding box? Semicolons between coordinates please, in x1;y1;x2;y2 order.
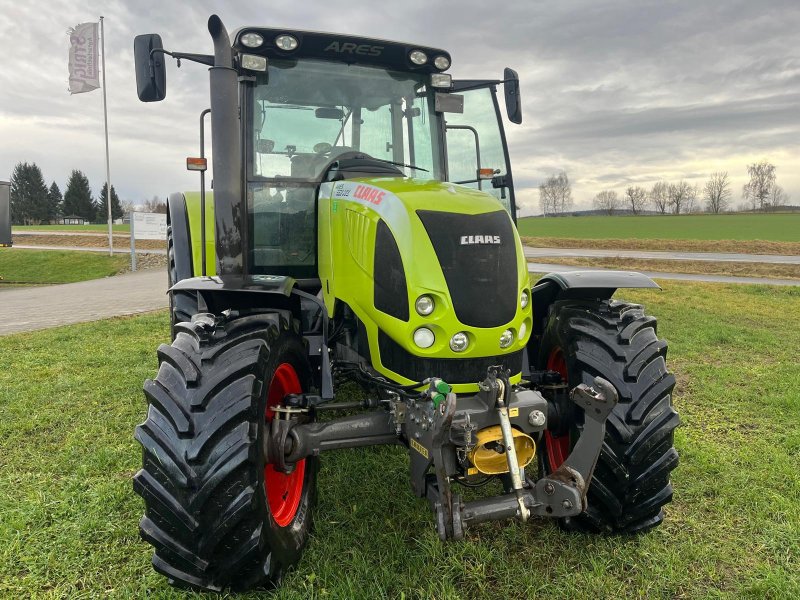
134;312;318;592
537;298;679;533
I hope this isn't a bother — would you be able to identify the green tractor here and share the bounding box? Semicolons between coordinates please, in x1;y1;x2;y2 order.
133;15;679;592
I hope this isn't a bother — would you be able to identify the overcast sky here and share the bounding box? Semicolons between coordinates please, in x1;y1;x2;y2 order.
0;0;798;215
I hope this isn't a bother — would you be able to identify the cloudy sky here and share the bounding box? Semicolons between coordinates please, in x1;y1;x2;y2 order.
0;0;798;215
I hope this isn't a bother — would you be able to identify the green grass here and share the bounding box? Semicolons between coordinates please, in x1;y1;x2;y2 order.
1;282;798;598
13;224;130;233
0;248;128;284
517;213;800;241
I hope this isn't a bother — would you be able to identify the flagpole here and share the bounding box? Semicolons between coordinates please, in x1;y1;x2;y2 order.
100;15;113;256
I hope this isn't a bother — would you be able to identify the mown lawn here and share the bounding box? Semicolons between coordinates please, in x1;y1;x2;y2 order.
0;282;798;598
0;248;129;285
517;213;800;242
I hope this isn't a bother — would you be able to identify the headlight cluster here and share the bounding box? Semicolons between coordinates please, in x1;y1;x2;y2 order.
412;291;530;351
409;49;450;70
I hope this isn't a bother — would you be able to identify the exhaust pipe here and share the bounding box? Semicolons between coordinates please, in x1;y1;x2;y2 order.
207;15;243;276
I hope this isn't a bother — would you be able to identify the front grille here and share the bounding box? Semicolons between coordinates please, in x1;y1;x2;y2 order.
378;330;523;384
416;209;517;328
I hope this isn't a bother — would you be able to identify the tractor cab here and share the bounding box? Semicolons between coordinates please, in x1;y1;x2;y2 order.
237;28;522;280
135;23;521;280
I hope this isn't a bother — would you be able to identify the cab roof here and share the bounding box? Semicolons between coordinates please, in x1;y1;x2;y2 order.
231;27;451;74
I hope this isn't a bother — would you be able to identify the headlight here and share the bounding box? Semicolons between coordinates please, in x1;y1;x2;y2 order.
413;327;435;349
415;295;434;316
275;34;299;51
450;332;469;352
241;54;267;72
240;33;264;48
409;50;428;65
520;289;530;309
433;55;450;70
518;321;528;341
499;329;514;348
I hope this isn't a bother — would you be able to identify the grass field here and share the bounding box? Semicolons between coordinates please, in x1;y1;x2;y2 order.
13;224;130;233
1;282;799;598
0;248;129;285
518;213;800;242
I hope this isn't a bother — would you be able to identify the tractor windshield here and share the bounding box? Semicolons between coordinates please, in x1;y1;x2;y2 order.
246;59;443;278
249;59;443;182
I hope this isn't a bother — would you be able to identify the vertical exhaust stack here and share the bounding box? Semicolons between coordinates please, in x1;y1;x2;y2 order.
207;15;244;276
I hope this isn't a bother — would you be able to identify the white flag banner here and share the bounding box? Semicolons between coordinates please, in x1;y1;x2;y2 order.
68;22;100;94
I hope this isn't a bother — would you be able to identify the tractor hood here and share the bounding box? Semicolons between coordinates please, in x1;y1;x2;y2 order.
318;176;532;390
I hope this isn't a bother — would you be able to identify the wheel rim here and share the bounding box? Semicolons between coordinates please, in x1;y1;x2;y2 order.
265;363;306;527
545;347;571;469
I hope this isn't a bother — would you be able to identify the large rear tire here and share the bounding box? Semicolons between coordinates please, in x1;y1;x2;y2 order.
537;298;679;533
134;312;318;592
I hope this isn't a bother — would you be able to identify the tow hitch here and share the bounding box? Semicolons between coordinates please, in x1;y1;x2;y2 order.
420;371;618;540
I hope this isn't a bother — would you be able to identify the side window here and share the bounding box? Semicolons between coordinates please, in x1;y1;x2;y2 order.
444;87;511;213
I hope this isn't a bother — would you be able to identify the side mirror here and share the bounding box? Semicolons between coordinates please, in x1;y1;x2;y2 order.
503;67;522;124
134;34;167;102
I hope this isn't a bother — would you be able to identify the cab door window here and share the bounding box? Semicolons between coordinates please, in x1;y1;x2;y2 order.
444;87;513;214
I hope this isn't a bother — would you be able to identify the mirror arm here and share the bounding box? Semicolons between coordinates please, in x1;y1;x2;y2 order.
151;48;215;68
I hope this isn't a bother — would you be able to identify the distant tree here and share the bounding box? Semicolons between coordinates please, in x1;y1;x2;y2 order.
593;190;621;215
742;160;776;212
48;181;63;220
97;183;124;221
668;180;694;214
143;195;168;214
538;172;573;216
625;186;648;214
120;199;136;215
704;172;731;214
767;185;789;211
63;170;96;221
9;162;50;225
650;181;669;214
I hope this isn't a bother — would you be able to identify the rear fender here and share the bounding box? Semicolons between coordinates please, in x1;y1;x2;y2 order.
167;193;194;282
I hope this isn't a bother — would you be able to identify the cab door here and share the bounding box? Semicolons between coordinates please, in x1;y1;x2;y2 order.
443;84;517;219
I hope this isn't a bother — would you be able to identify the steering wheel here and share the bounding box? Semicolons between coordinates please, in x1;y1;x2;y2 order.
313;142;353;158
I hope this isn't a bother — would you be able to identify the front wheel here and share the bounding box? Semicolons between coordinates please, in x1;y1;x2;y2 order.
537;298;679;533
134;312;317;592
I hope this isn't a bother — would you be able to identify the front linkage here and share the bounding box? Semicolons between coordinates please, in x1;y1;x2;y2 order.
265;366;617;538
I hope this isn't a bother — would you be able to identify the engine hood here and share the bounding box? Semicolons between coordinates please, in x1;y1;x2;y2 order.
318;176;531;391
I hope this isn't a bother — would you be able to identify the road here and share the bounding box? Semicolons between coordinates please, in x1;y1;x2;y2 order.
523;246;800;264
0;270;168;336
526;262;799;286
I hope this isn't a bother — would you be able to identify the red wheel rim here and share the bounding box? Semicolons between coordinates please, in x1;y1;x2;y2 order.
265;363;306;527
545;347;571;469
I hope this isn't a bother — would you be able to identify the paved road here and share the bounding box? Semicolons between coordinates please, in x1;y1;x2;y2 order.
524;246;800;264
12;244;166;255
0;269;168;336
527;262;799;286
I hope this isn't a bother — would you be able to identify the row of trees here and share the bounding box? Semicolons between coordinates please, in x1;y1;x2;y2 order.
540;161;790;216
9;162;124;225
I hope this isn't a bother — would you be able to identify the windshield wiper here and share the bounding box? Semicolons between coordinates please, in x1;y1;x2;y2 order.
368;156;429;173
